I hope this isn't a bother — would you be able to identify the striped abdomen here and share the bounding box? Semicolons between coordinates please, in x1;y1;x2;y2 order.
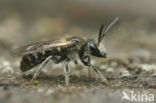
20;50;58;72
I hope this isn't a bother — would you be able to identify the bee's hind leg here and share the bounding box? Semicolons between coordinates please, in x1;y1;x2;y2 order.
64;61;70;87
31;56;52;81
89;64;108;85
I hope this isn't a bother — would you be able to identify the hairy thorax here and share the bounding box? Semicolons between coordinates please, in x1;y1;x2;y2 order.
61;45;80;61
60;36;86;61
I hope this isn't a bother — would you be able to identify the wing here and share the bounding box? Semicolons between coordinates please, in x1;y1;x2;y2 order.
14;40;74;55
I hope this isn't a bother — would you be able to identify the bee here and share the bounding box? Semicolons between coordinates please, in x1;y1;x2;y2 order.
15;17;119;86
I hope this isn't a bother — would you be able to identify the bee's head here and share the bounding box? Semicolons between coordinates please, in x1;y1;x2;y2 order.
83;40;107;58
82;17;119;58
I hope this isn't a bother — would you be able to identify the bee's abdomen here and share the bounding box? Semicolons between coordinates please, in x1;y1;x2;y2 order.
20;50;57;72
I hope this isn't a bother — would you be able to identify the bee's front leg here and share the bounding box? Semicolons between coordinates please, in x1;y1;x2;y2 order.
89;64;108;85
80;56;91;78
63;61;70;87
80;55;109;85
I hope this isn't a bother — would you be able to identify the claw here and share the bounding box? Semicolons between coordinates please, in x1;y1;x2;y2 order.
96;72;109;85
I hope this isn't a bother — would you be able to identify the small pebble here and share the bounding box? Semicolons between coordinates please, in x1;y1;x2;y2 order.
139;64;156;71
119;68;131;78
0;58;14;74
105;67;115;73
99;65;108;70
45;89;54;95
37;88;44;93
110;61;118;67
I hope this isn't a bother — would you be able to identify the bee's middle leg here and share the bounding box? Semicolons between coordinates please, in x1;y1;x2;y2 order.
74;60;79;70
74;60;91;79
64;61;70;87
74;60;82;74
31;56;52;81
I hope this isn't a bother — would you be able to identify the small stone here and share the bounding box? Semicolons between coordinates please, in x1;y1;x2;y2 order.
139;64;156;71
45;89;54;95
121;71;131;78
151;73;156;77
147;83;156;88
37;88;44;93
105;67;115;73
110;61;118;67
0;58;14;74
99;65;107;70
119;68;131;78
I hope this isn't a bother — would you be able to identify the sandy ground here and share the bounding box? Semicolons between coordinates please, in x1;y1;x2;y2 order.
0;57;156;103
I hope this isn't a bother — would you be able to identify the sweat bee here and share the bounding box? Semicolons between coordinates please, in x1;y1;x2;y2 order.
15;17;119;86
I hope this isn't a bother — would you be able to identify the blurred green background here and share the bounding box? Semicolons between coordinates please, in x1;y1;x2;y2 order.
0;0;156;60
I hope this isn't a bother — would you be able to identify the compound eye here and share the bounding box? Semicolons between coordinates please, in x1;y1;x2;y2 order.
72;39;80;44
